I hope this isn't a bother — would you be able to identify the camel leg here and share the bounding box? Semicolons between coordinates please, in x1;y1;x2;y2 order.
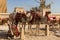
20;27;25;40
35;21;39;36
38;22;40;35
59;24;60;30
28;23;30;33
28;23;32;35
45;24;49;36
24;23;26;34
28;23;29;30
22;23;25;34
36;24;39;35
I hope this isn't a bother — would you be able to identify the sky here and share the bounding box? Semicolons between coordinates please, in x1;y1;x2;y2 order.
7;0;60;13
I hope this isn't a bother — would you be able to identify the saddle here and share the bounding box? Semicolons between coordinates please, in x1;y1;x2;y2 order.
12;24;20;37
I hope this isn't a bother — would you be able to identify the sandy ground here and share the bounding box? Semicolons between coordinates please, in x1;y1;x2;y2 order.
0;24;60;40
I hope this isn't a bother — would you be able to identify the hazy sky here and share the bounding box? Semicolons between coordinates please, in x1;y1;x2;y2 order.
7;0;60;13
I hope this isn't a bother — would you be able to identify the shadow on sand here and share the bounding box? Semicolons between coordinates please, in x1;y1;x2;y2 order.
0;30;8;39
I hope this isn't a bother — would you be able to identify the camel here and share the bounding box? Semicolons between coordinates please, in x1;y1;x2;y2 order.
8;12;26;39
26;10;41;35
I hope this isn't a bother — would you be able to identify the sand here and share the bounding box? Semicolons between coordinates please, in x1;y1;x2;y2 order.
0;24;60;40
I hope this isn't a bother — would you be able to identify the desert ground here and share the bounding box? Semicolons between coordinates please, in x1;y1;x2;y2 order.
0;24;60;40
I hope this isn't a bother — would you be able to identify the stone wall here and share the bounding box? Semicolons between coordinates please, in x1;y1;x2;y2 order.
0;13;10;19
